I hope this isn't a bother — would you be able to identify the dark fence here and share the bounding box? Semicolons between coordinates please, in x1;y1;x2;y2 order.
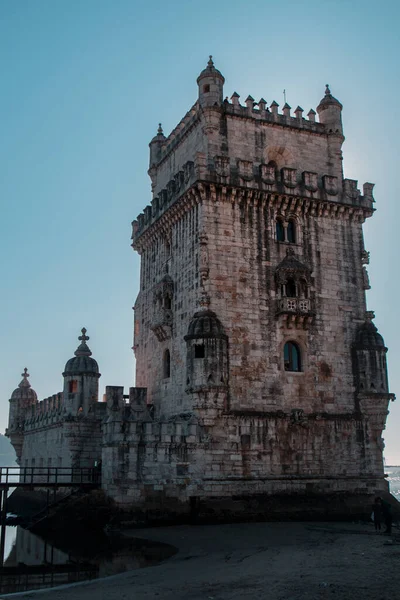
0;467;101;488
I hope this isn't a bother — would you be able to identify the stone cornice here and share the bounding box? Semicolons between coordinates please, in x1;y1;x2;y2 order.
132;182;374;252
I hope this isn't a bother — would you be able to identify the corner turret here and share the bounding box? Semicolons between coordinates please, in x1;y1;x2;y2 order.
317;84;343;136
197;56;225;108
62;328;100;416
149;123;165;169
7;368;38;462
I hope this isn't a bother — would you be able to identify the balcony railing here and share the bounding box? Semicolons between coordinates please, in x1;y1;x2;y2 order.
277;298;311;314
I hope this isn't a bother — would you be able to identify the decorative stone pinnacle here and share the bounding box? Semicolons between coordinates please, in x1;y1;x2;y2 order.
19;367;31;388
208;55;214;67
325;84;331;95
157;123;163;135
78;327;90;343
75;327;92;357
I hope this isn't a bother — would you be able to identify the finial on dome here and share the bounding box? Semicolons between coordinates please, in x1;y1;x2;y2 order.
325;84;331;95
208;55;214;68
19;367;31;388
74;327;92;357
157;123;163;135
79;327;89;343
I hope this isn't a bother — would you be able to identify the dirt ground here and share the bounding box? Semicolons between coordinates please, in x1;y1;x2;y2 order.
3;521;400;600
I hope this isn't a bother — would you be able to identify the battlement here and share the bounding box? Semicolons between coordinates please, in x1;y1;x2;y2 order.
153;93;332;171
131;171;375;247
21;393;63;430
102;385;204;444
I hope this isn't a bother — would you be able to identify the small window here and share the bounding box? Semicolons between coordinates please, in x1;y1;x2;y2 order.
284;342;301;372
68;380;78;393
276;219;285;242
203;84;210;93
287;219;296;243
164;296;172;310
163;349;171;378
194;344;205;358
286;279;297;298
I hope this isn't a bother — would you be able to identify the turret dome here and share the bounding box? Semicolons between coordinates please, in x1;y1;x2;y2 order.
63;328;100;377
11;368;37;402
185;310;227;340
197;56;225;85
317;84;343;110
355;319;386;350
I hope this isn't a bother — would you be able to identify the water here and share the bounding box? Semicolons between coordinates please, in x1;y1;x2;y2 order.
387;465;400;499
1;525;177;594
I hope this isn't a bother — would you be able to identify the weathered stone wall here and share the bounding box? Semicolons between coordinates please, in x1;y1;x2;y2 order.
134;203;201;417
102;408;389;508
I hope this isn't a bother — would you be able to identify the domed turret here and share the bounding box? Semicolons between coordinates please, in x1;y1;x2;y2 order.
63;328;100;376
63;328;100;416
11;367;38;403
353;315;388;394
7;368;38;460
316;84;343;135
149;123;166;168
184;310;228;396
197;56;225;108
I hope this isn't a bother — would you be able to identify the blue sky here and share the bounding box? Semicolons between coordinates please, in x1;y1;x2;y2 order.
1;0;399;461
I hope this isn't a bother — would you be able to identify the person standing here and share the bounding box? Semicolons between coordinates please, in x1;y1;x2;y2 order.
372;497;382;532
381;498;393;535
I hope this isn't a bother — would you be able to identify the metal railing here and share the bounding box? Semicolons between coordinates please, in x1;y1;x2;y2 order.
0;467;101;487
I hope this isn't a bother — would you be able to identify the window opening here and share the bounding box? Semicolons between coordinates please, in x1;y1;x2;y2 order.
164;296;172;310
163;349;171;378
203;84;210;93
286;279;297;298
284;341;301;372
276;219;285;242
194;344;205;358
287;219;296;243
68;380;78;393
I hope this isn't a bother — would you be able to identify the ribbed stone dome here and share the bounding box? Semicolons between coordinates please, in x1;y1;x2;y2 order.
11;368;38;401
185;310;227;340
317;84;343;111
355;321;386;349
197;56;225;84
63;328;100;377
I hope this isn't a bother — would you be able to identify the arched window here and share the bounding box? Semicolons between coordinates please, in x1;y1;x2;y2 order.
164;295;172;310
286;279;297;298
276;219;285;242
163;349;171;378
287;219;296;243
284;342;301;372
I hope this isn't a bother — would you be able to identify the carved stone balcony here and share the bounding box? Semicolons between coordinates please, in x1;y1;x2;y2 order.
150;308;172;341
276;298;314;329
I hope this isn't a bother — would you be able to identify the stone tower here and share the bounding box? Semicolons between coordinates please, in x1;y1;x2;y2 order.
129;58;394;509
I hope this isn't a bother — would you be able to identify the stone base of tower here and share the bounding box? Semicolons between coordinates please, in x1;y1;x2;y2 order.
102;480;391;525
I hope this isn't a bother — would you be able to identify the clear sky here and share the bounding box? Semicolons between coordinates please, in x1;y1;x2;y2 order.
1;0;399;461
